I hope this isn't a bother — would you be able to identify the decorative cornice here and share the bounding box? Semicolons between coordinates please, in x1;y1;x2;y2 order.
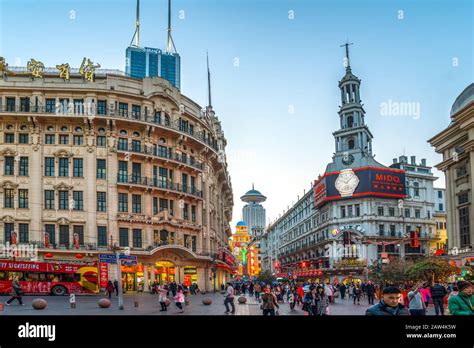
1;215;15;223
1;180;19;190
0;147;18;157
53;149;74;158
53;182;73;191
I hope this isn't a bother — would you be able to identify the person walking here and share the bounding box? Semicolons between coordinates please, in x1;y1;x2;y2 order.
158;283;168;311
366;286;409;316
297;284;305;306
325;283;334;303
113;279;119;296
366;281;376;305
173;286;185;313
5;276;24;306
170;281;177;298
241;282;246;295
303;286;318;316
261;285;279;316
105;280;114;299
254;282;262;302
224;282;235;314
353;285;361;305
419;284;431;308
448;281;473;316
408;285;426;316
430;281;448;316
315;286;329;315
348;284;354;301
340;283;347;300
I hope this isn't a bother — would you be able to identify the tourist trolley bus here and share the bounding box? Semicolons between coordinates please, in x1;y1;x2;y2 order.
0;260;99;295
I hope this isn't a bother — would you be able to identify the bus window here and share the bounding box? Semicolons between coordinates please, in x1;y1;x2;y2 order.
0;271;7;280
61;274;74;282
51;274;60;282
26;273;40;281
39;273;47;281
10;272;24;280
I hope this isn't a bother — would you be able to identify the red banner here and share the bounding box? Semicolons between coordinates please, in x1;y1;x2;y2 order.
74;233;79;249
44;233;49;248
99;263;108;289
0;260;97;273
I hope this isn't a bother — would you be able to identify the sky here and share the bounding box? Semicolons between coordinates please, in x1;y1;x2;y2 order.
1;0;473;230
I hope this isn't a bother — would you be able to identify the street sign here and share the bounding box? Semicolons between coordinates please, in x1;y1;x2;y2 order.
99;254;137;265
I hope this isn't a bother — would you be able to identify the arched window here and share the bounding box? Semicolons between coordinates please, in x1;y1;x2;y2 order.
348;138;355;150
347;115;354;128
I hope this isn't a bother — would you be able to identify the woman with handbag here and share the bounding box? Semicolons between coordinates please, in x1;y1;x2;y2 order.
5;276;24;306
316;286;329;315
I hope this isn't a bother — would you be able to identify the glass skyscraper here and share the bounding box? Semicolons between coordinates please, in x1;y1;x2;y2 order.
125;46;181;89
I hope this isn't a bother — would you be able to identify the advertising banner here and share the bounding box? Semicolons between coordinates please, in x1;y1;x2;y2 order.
314;166;406;208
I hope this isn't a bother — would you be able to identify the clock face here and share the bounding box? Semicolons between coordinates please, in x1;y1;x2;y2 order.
342;154;355;165
335;169;359;197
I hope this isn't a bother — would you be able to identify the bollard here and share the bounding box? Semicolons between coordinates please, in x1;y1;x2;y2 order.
134;301;139;308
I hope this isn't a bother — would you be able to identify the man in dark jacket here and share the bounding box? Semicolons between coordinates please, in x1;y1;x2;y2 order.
366;281;376;305
340;283;346;300
5;276;24;306
430;281;448;315
170;281;177;297
366;286;409;316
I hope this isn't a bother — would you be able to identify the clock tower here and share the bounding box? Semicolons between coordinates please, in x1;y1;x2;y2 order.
326;42;380;172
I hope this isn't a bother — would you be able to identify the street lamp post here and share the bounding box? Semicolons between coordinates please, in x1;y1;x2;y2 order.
115;250;124;310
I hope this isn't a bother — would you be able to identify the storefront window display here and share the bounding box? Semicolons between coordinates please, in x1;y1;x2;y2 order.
155;261;175;284
184;266;198;287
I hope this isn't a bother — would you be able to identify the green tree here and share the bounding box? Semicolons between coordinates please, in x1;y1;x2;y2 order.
368;258;413;286
256;270;275;284
406;259;460;283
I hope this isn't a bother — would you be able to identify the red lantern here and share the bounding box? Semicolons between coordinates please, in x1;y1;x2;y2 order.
45;253;54;258
75;254;84;259
44;232;50;248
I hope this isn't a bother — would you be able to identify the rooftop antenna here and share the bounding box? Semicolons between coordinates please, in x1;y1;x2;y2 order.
130;0;140;47
207;51;212;108
166;0;177;53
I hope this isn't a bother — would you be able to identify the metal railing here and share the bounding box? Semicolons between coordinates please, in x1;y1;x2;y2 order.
116;145;203;170
29;241;98;250
116;174;203;198
0;103;219;152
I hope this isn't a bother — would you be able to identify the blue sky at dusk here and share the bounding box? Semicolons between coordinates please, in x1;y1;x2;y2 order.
1;0;472;228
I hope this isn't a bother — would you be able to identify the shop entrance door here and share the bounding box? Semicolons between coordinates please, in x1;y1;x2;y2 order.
122;273;136;291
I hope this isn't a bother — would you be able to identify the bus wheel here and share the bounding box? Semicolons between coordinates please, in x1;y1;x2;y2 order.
51;285;67;296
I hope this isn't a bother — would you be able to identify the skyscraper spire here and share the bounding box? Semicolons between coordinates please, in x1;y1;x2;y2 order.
130;0;140;47
166;0;177;53
207;51;212;108
340;40;353;72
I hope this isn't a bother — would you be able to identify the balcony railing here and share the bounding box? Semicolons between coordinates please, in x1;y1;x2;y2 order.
117;175;203;198
117;145;203;171
29;241;98;250
0;104;219;152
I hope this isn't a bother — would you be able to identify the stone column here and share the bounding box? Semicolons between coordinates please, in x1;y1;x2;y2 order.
29;126;43;242
84;126;96;245
143;264;149;292
150;263;156;283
